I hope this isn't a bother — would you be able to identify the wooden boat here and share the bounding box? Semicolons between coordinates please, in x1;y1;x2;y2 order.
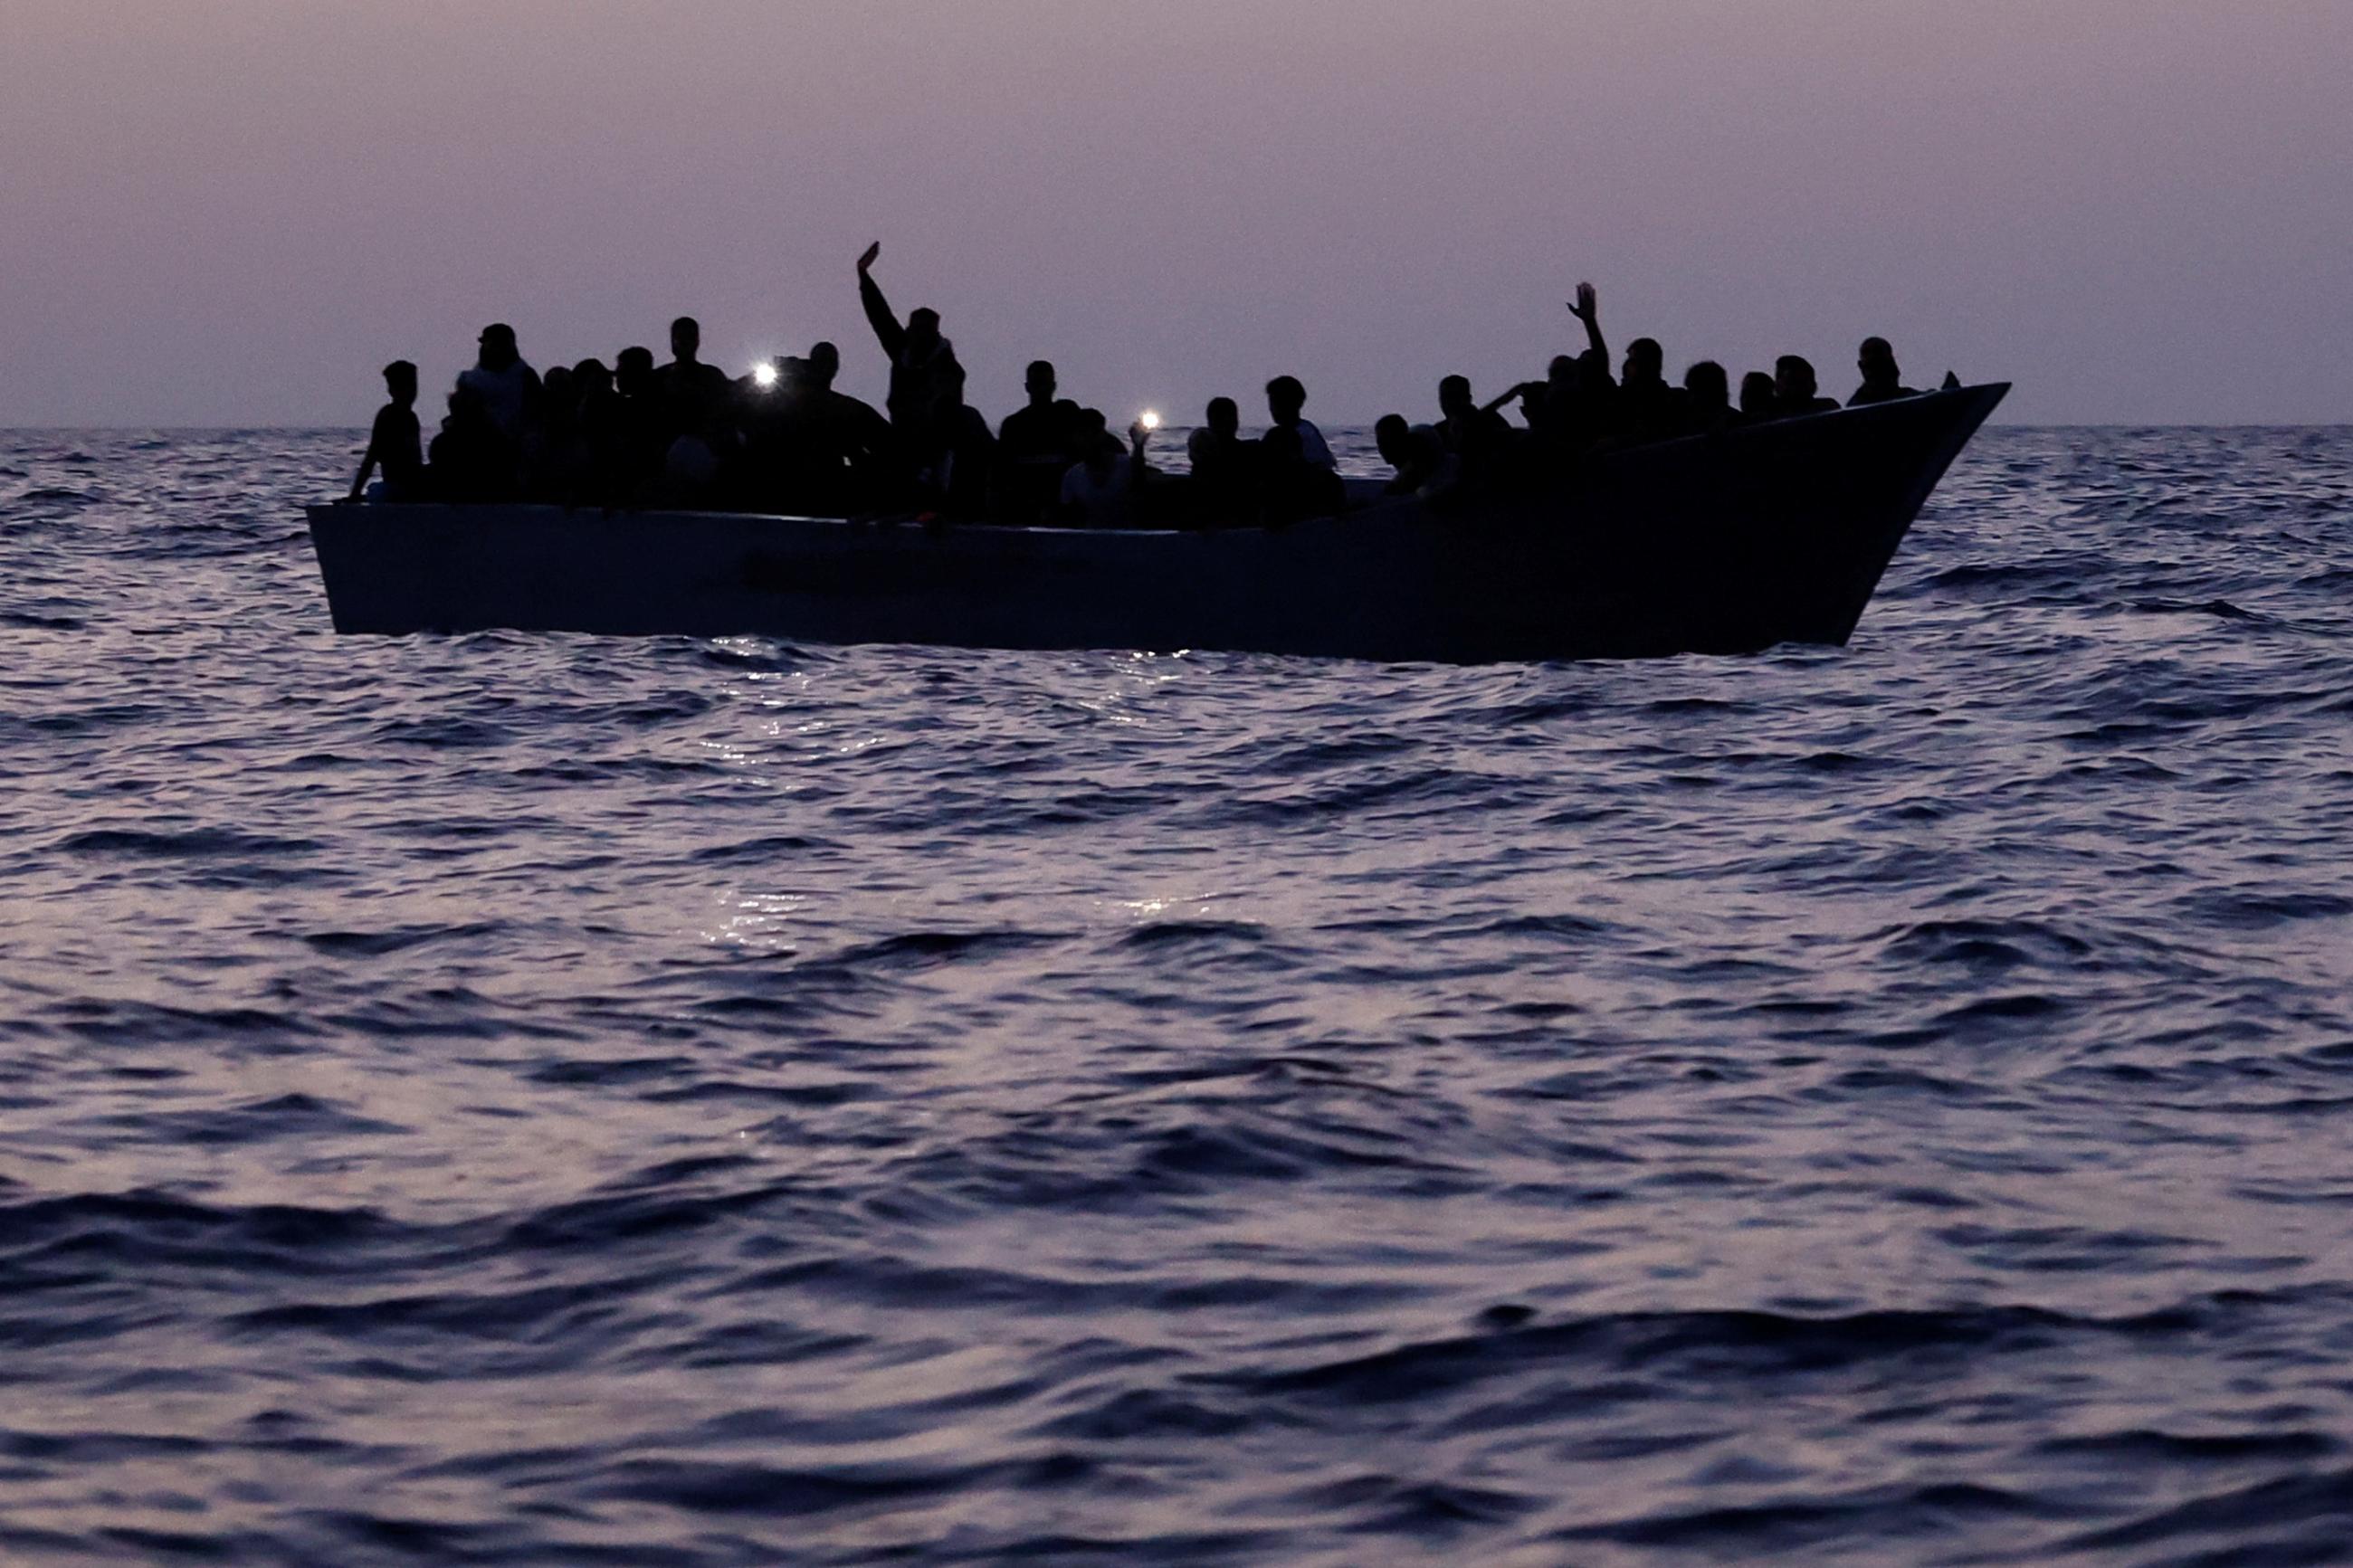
306;382;2005;662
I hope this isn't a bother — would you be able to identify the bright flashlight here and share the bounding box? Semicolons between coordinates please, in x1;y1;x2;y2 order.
751;362;778;389
1139;409;1161;432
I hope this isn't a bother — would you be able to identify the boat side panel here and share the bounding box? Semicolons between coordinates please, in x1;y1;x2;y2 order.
306;384;2006;660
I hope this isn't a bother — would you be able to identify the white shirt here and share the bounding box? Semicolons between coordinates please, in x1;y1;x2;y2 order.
1060;458;1134;527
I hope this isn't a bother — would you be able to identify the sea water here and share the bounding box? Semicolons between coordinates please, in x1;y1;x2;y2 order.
1;425;2350;1564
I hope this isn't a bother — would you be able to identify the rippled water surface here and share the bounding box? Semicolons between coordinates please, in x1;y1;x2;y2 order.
3;425;2352;1564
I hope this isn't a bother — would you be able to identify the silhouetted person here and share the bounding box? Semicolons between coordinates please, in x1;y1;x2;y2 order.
1775;355;1840;417
1437;375;1513;480
656;316;734;442
807;340;843;391
1254;423;1344;525
1681;361;1732;435
347;360;424;501
1848;337;1921;406
1374;413;1444;496
569;357;629;504
458;323;540;444
1739;370;1780;424
996;359;1078;522
1263;375;1335;470
856;242;961;480
529;363;579;499
1619;337;1680;443
1186;396;1253;522
1511;355;1580;449
933;365;996;518
612;346;667;499
427;380;515;502
1060;409;1149;527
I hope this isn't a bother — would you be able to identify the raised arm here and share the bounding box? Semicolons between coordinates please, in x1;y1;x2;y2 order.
1566;280;1608;366
856;242;906;363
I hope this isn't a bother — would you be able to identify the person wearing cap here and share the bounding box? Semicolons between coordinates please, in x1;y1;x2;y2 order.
456;323;541;442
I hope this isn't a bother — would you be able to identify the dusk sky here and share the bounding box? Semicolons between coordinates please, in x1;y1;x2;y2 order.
5;2;2348;428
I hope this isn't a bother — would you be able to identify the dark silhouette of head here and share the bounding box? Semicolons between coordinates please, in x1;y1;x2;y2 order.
615;346;655;398
670;317;701;366
1077;407;1114;471
383;360;418;405
1577;348;1614;394
1206;396;1239;438
1025;360;1057;406
907;307;942;356
573;358;614;397
1683;360;1729;414
541;364;576;413
807;341;841;389
476;323;519;372
1547;355;1577;389
1437;375;1473;419
1624;337;1665;387
1374;413;1415;467
1775;355;1820;405
774;356;814;394
1859;337;1900;390
1740;370;1779;417
1264;375;1307;425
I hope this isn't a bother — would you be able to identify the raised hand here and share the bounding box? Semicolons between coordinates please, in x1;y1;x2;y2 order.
857;242;881;274
1567;281;1598;323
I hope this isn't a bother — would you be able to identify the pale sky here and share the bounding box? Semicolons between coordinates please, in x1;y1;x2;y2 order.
3;2;2348;427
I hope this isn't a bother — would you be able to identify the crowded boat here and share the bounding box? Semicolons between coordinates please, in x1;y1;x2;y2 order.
345;244;1949;528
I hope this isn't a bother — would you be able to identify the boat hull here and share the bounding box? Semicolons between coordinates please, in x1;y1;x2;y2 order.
307;383;2005;662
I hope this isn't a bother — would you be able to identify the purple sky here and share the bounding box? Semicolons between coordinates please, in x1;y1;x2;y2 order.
4;2;2348;427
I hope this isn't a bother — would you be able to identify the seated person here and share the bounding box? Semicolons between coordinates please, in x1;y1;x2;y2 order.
347;360;424;501
1059;409;1150;527
1186;396;1254;519
568;358;631;505
1263;375;1335;470
1254;423;1345;525
934;365;996;518
426;380;517;502
457;323;541;444
1617;337;1682;443
1374;413;1444;495
797;339;896;508
655;316;737;445
612;346;669;499
1773;356;1841;417
1680;361;1732;435
1848;337;1921;405
1737;370;1780;424
1436;375;1514;475
996;359;1077;521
